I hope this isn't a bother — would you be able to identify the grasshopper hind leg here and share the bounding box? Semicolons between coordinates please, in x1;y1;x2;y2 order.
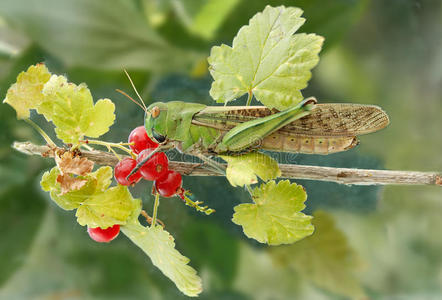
194;153;226;176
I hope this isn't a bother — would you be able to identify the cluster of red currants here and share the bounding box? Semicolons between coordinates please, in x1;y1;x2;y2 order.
115;126;183;197
88;126;183;243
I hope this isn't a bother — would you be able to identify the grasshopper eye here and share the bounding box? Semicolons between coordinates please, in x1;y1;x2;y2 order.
151;106;160;118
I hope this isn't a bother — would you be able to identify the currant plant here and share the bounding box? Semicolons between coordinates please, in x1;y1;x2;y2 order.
3;5;322;297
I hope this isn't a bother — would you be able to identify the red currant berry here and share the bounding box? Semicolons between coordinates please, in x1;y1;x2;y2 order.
87;224;120;243
137;149;169;181
128;126;158;154
155;170;182;197
114;157;142;185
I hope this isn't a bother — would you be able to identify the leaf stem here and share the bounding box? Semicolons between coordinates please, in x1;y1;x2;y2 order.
151;192;160;227
245;184;254;197
81;144;94;151
84;139;135;158
246;90;253;106
24;119;56;147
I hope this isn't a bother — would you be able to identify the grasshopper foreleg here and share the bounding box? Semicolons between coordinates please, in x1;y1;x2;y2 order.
126;144;174;180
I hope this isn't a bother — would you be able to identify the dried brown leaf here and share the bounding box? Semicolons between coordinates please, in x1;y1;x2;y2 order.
56;174;87;195
56;151;94;176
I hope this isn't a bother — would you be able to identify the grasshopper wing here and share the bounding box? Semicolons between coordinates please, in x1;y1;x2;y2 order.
193;103;389;154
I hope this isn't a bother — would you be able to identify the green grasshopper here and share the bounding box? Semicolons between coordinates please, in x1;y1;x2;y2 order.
127;96;389;178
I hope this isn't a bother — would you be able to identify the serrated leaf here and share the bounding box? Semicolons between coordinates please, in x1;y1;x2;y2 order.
91;166;113;192
75;185;140;229
2;64;51;119
270;211;365;298
40;166;113;211
220;152;281;187
41;75;115;144
40;166;59;192
232;180;314;245
40;167;95;210
83;99;115;138
121;222;202;297
208;5;323;110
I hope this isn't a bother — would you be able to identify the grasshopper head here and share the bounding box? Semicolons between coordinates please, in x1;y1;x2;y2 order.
144;102;169;144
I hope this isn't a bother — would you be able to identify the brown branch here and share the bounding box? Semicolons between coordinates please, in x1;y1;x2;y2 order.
13;141;442;187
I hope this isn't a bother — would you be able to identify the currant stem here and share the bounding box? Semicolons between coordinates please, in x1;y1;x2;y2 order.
81;144;94;151
246;90;253;106
151;192;160;227
180;191;215;215
141;210;165;228
14;142;442;187
24;119;56;147
84;139;135;158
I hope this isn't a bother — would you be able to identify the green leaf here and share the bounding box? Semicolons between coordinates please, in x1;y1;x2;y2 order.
121;222;203;297
2;64;51;119
178;0;240;39
41;75;115;144
40;167;96;210
142;0;172;27
76;185;140;229
208;5;323;110
220;152;281;187
0;0;202;72
232;180;314;245
91;165;114;192
41;165;138;228
40;166;113;211
270;211;365;298
83;99;116;138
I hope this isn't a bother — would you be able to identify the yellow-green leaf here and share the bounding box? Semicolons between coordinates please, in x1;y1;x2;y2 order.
41;75;115;144
232;180;314;245
41;165;137;228
121;222;202;297
2;64;51;119
220;152;281;187
40;166;97;210
208;5;323;110
91;166;113;192
40;166;113;211
270;211;365;298
83;98;116;138
75;185;140;229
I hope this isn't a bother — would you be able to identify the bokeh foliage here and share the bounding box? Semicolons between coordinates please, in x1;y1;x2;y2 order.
0;0;441;299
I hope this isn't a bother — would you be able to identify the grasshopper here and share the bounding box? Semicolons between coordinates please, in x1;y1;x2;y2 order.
126;96;389;177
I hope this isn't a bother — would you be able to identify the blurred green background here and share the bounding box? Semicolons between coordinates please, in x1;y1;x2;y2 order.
0;0;441;299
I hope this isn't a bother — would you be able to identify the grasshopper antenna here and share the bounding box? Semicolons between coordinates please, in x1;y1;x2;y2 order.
124;69;148;112
115;89;147;113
